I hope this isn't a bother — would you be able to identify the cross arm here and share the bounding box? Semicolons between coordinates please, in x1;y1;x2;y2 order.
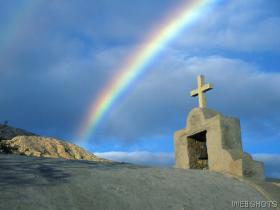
190;89;198;97
202;83;214;92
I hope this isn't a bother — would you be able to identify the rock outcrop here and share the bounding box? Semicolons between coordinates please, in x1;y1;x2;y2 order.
0;124;109;162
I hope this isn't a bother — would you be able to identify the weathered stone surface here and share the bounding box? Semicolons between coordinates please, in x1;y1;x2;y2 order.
174;108;265;181
1;154;278;210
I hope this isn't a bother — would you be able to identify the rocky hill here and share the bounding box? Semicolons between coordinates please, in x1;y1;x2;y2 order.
0;124;108;162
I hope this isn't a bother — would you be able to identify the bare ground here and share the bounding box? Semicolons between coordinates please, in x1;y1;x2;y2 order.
0;154;279;210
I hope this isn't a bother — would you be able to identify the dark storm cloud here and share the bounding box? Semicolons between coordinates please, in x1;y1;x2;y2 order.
33;0;179;46
0;0;186;139
0;0;279;156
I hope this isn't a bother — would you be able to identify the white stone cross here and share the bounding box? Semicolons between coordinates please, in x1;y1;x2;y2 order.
190;75;213;108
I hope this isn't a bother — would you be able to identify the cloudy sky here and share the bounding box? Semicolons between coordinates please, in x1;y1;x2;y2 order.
0;0;279;178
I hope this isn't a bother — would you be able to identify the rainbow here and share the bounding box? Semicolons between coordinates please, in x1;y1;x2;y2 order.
78;0;219;141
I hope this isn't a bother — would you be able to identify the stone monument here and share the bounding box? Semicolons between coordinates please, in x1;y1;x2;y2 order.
174;75;264;180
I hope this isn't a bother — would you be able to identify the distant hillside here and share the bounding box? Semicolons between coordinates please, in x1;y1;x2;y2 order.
0;123;36;140
0;124;109;162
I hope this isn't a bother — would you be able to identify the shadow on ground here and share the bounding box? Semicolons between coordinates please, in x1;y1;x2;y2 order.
0;156;71;188
0;154;146;190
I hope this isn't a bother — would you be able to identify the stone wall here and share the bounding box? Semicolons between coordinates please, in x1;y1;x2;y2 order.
174;108;264;181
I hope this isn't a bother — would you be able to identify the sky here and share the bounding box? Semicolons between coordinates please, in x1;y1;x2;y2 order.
0;0;279;178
